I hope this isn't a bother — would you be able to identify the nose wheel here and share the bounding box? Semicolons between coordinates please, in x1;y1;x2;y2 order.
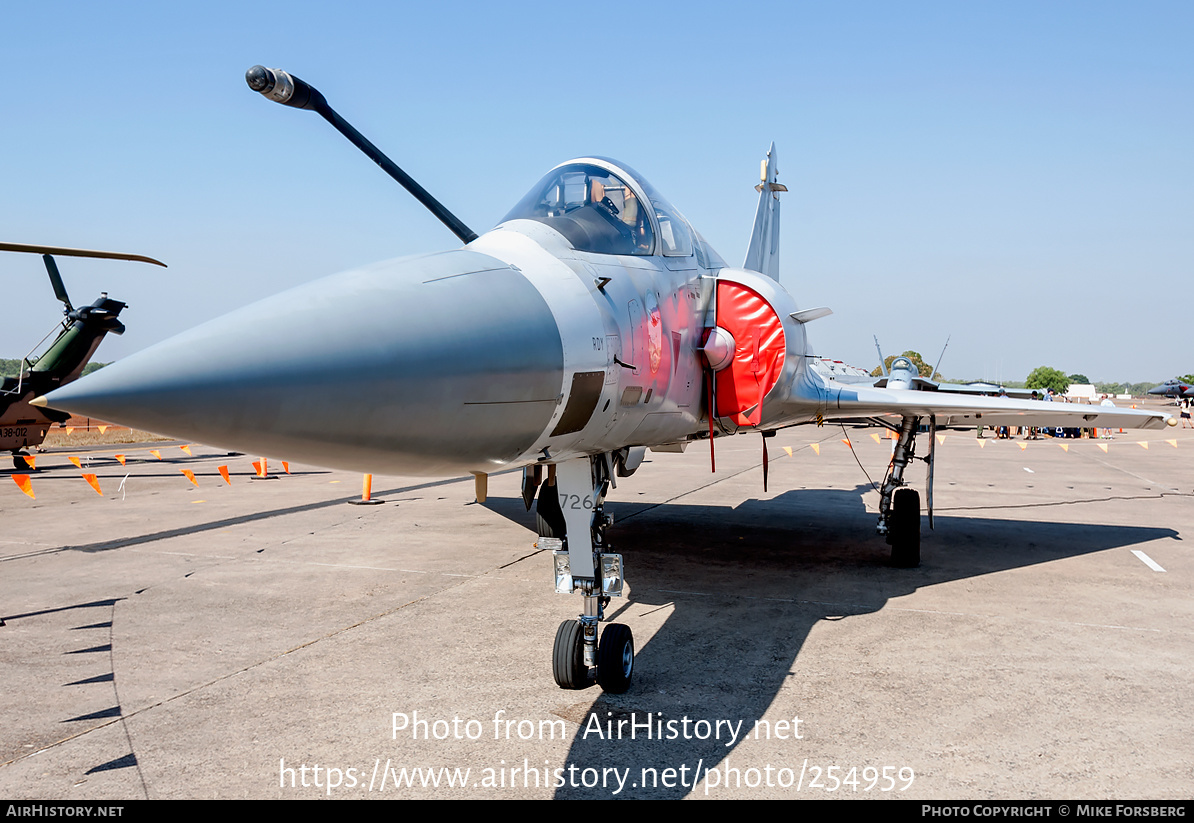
553;619;588;689
596;622;634;693
553;619;634;693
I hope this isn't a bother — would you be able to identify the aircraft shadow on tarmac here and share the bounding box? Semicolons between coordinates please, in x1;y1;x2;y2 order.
482;485;1177;799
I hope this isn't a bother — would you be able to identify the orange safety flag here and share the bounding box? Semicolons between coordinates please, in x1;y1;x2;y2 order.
81;473;103;495
841;438;852;449
218;465;231;485
68;456;82;469
1058;443;1069;452
977;439;986;448
782;446;792;457
65;426;74;435
1166;439;1178;448
252;460;263;477
281;461;290;474
810;443;820;455
180;469;198;486
13;474;34;499
1138;441;1149;450
21;454;35;469
149;449;162;460
936;434;946;445
1097;443;1109;453
114;454;126;465
98;425;108;434
180;445;192;456
870;432;881;444
1019;442;1027;451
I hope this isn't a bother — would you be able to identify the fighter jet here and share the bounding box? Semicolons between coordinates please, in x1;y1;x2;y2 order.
36;67;1174;694
1;243;164;468
1148;379;1194;399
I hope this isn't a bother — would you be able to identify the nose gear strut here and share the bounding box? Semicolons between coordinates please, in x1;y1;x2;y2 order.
544;454;634;693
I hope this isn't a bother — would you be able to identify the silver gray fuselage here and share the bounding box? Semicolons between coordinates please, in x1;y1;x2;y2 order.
42;218;813;475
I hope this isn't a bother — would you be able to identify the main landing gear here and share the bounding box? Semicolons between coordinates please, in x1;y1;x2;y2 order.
527;454;635;693
876;415;928;568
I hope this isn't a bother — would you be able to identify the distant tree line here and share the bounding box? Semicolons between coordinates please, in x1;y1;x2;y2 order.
0;358;109;379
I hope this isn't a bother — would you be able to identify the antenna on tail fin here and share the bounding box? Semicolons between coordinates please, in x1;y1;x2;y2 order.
742;143;787;280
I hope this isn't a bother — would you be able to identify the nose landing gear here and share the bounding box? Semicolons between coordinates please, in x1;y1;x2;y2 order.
542;455;635;693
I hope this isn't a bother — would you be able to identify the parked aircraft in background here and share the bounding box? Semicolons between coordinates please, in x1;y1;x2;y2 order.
1;243;164;468
1148;379;1194;399
37;68;1173;694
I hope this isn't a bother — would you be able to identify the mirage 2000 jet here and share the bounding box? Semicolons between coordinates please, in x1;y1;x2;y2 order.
37;67;1174;695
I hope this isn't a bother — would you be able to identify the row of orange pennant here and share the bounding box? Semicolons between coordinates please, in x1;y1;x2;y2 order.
10;448;289;500
11;444;192;471
56;424;118;436
801;431;1181;455
971;437;1179;452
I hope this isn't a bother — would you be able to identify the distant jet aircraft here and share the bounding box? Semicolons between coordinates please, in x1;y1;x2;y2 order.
38;67;1174;694
0;243;164;469
1148;379;1193;399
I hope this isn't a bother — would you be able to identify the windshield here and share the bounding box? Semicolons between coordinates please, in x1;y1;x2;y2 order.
501;163;654;256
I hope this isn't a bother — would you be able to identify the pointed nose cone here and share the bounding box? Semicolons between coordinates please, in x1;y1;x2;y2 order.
44;250;564;475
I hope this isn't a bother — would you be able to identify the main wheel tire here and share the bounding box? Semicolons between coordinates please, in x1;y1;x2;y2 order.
596;623;634;693
552;620;588;689
536;483;566;539
889;487;921;568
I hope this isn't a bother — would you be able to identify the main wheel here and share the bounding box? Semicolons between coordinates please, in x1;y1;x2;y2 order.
596;623;634;693
889;488;921;568
552;620;589;689
536;483;566;539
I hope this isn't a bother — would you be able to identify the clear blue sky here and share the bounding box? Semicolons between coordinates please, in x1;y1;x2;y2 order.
1;1;1190;384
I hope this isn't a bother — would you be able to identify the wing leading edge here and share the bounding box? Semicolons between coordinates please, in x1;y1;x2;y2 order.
790;377;1173;431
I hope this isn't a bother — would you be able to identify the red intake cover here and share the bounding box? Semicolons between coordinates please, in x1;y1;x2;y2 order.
713;280;786;426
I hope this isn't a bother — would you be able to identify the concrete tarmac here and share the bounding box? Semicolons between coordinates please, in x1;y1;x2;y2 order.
1;405;1191;799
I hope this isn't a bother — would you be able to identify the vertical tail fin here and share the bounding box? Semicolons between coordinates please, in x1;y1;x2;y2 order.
742;143;787;280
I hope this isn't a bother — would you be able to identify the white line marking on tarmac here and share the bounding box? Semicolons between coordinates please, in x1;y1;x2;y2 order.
1023;467;1034;473
1131;550;1166;572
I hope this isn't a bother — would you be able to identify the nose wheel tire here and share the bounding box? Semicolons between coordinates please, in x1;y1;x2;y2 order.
552;619;589;690
596;623;634;693
536;484;566;539
889;488;921;568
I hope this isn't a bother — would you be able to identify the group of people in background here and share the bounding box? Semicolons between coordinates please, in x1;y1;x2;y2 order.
980;387;1118;440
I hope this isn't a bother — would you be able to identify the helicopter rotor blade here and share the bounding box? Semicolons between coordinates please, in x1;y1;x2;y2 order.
42;254;73;314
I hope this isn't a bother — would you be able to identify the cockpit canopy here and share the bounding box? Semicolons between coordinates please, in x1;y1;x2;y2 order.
501;159;715;262
891;356;915;373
